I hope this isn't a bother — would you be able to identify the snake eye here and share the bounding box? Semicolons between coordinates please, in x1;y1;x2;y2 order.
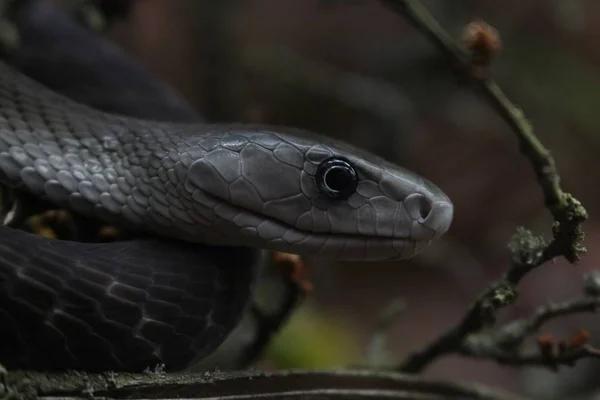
315;157;358;200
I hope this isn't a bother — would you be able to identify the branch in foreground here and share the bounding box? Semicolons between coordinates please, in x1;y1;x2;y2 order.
462;344;600;371
377;0;590;373
0;368;530;400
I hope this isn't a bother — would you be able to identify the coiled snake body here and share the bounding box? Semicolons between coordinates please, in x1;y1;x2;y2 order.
0;59;453;371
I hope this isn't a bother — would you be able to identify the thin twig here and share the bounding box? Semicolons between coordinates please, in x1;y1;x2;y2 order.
365;298;407;365
378;0;590;373
462;343;600;370
461;296;600;369
497;298;600;346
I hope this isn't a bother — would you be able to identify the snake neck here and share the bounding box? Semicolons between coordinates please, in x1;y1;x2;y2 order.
0;60;225;243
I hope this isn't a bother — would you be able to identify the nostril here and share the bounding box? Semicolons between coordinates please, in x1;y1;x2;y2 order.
404;193;433;222
418;197;432;220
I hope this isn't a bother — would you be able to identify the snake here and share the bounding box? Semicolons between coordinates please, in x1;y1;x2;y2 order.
0;49;453;371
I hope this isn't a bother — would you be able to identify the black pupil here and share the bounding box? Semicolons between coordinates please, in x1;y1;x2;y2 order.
315;158;357;200
324;166;351;192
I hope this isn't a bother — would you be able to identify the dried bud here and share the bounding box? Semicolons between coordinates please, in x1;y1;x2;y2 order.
461;19;501;67
273;252;313;294
537;333;554;357
567;329;590;349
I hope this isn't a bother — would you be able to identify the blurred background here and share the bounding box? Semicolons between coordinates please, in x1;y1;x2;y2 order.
7;0;600;398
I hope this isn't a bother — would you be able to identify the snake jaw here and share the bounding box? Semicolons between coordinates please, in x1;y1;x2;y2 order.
178;183;448;262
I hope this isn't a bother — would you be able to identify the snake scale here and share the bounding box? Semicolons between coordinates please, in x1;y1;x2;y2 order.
0;17;453;371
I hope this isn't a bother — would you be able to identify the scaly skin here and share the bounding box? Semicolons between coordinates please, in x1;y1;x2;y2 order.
0;59;453;371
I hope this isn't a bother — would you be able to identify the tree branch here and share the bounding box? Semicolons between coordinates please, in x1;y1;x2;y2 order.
378;0;591;374
0;368;530;400
461;296;600;369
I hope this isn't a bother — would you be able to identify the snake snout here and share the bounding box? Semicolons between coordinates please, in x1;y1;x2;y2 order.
404;190;454;241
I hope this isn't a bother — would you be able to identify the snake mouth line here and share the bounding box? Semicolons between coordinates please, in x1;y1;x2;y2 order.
259;214;422;260
247;216;419;261
195;191;422;260
201;191;417;242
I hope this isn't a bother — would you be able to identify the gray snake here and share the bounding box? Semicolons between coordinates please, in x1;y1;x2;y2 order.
0;54;453;371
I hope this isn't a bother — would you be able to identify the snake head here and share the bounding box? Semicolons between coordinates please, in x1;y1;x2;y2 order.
184;127;453;261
